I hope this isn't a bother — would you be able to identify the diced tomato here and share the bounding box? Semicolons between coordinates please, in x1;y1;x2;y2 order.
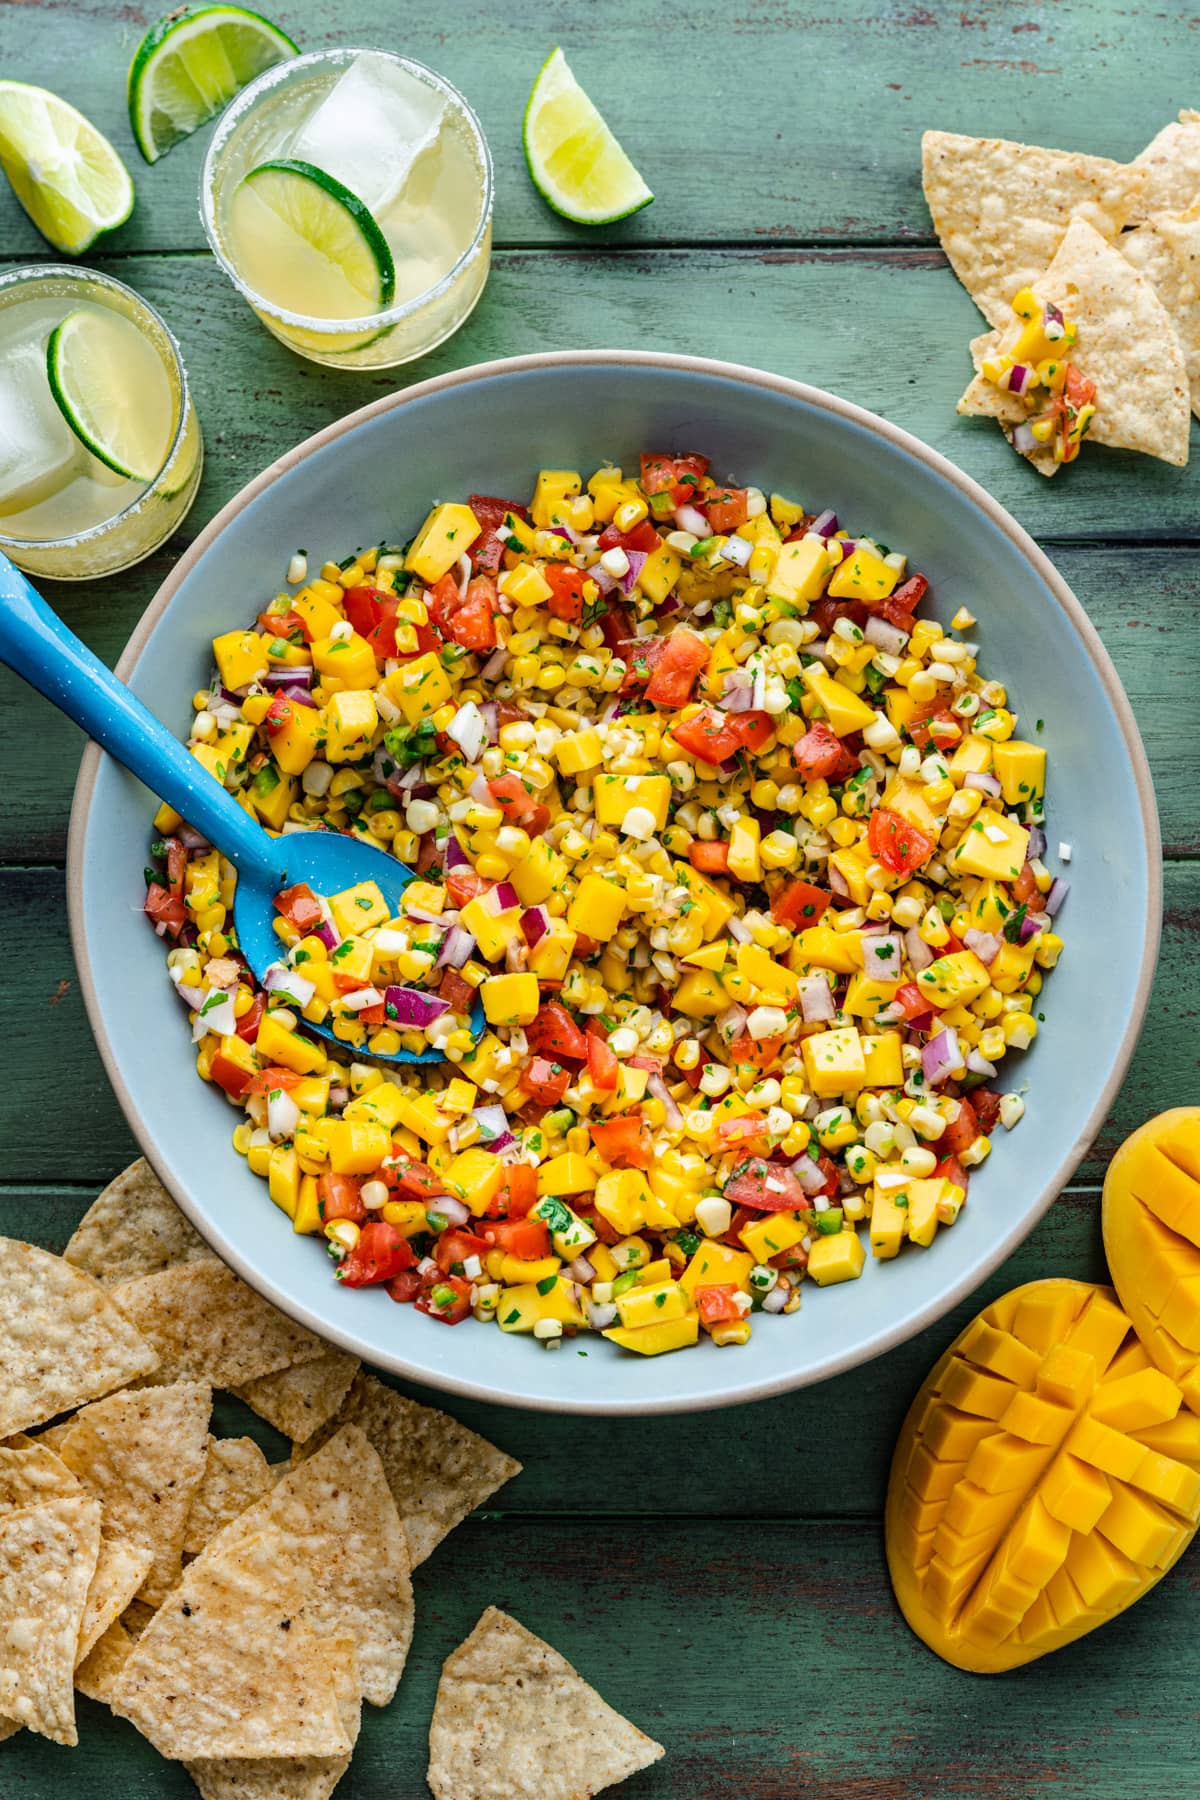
598;596;635;656
447;576;498;652
386;1266;423;1303
484;1165;539;1220
264;692;294;739
342;585;404;659
933;1154;970;1195
734;711;775;755
544;563;589;623
814;1153;841;1200
318;1173;366;1225
704;487;749;533
469;495;528;575
870;572;927;632
721;1204;761;1248
724;1157;808;1212
689;840;730;874
424;572;462;632
526;1002;588;1061
383;1158;442;1202
415;1272;473;1323
717;1112;770;1152
639;452;710;507
438;968;475;1014
337;1221;415;1287
356;1001;388;1026
868;807;934;877
590;1114;652;1170
209;1044;255;1099
521;1056;570;1106
483;1217;551;1259
695;1283;744;1326
1064;365;1096;410
144;881;187;940
274;882;324;933
618;635;666;690
1013;863;1039;906
257;608;306;639
576;1206;622;1246
165;838;187;901
446;868;488;908
489;772;545;828
234;992;266;1044
598;518;661;557
971;1089;1003;1134
810;596;868;639
434;1227;490;1275
586;1029;619;1092
907;702;961;752
793;722;859;783
941;1098;981;1156
670;705;743;765
771;879;830;930
729;1031;785;1073
645;630;710;708
245;1063;304;1093
894;983;934;1029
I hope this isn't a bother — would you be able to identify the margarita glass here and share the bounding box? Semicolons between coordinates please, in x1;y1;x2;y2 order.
200;48;493;369
0;266;202;582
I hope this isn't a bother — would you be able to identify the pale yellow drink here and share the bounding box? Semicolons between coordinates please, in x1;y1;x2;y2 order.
201;49;493;369
0;266;202;581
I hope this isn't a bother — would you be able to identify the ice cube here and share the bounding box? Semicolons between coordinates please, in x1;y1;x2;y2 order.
0;338;78;518
288;54;447;219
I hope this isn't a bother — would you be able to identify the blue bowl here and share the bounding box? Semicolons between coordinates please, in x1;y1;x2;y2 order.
68;352;1160;1416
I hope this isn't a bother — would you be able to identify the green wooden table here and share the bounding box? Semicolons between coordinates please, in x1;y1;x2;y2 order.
2;4;1198;1793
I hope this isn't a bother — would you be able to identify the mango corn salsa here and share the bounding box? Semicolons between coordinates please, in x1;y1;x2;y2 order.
143;450;1067;1361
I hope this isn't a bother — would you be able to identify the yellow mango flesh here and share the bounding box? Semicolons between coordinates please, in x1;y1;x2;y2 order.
1103;1108;1200;1411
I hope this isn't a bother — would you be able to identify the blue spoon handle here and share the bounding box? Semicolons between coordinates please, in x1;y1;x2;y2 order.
0;551;288;886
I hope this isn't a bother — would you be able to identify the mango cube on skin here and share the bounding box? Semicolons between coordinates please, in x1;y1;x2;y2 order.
311;631;377;691
566;872;627;940
993;740;1047;811
603;1314;700;1356
387;651;453;726
802;1025;867;1098
765;535;832;606
917;950;991;1011
481;971;540;1027
949;811;1030;882
801;665;879;737
594;774;671;834
405;503;481;585
324;690;378;763
318;1118;390;1176
828;546;900;603
807;1230;866;1285
213;629;269;692
679;1240;754;1297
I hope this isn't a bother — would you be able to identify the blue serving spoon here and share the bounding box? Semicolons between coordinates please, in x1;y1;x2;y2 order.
0;551;483;1064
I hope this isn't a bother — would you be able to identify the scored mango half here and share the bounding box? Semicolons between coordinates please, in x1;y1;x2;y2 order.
886;1278;1200;1672
1103;1108;1200;1413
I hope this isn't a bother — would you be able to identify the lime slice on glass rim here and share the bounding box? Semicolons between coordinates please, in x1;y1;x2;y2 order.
238;158;396;312
523;48;652;225
47;309;174;483
128;4;298;164
0;81;134;254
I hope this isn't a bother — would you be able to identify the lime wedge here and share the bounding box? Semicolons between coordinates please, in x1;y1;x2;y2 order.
47;308;175;483
523;48;652;226
128;4;298;164
236;158;396;314
0;81;134;254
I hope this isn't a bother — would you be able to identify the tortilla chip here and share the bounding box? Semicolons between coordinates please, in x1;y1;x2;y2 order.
1121;207;1200;419
233;1350;359;1446
294;1374;521;1567
922;129;1146;327
57;1382;212;1606
428;1607;665;1800
185;1633;360;1800
0;1438;82;1509
112;1262;326;1389
201;1426;412;1708
1133;111;1200;219
64;1160;215;1288
0;1240;159;1439
75;1619;135;1706
122;1598;158;1641
956;335;1060;477
184;1438;276;1557
111;1551;356;1761
77;1535;155;1664
0;1494;101;1745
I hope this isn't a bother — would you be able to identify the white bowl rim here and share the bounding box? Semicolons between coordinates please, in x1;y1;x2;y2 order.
66;348;1162;1415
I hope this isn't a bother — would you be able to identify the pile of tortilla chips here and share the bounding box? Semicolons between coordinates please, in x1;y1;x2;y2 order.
923;115;1200;473
0;1161;661;1798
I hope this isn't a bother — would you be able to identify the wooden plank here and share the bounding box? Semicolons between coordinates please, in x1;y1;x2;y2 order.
4;1507;1200;1798
0;0;1190;254
0;1182;1106;1517
1;861;1195;1186
4;528;1197;864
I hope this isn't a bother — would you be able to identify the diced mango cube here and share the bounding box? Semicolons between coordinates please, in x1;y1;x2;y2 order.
949;811;1030;882
328;882;389;938
801;664;879;737
481;972;540;1026
213;629;269;692
386;651;453;726
405;503;481;584
567;872;626;940
802;1025;866;1097
828;546;900;602
806;1230;866;1285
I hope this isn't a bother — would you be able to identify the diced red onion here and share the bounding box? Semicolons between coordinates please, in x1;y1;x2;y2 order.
314;919;340;952
716;1003;749;1043
437;925;476;968
810;510;838;537
762;1285;789;1313
387;764;427;799
339;985;385;1012
874;1002;906;1026
864;615;909;654
904;926;934;973
828;864;850;898
1019;912;1047;945
444;834;471;871
384;986;450;1026
619;550;648;595
468;773;492;805
964;771;1002;798
1011;422;1038;455
675;503;709;536
966;1048;997;1079
963;928;1001;966
589;563;618;596
721;677;757;713
267;1087;300;1140
446;700;486;763
402;905;446;927
569;1253;596;1283
479;647;508;681
481;700;499;741
172;978;206;1009
329;1085;349;1109
473;1104;514;1150
264;963;316;1006
922;1027;960;1086
1008;363;1031;396
861;933;902;982
520;906;549;947
430;1194;471;1228
726;914;753;943
192;987;237;1040
1044;300;1064;326
1027;825;1048;860
720;535;753;568
485;881;519;914
585;1297;619;1331
646;1071;683;1131
798;975;835;1023
791;1153;829;1195
1045;877;1069;917
177;824;211;851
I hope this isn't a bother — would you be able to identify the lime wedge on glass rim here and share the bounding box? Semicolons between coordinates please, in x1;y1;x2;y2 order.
523;48;652;225
128;4;298;164
236;158;396;313
47;309;175;483
0;81;134;254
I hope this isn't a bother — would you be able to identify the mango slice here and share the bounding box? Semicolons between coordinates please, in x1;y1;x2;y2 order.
1103;1109;1200;1413
886;1278;1200;1671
